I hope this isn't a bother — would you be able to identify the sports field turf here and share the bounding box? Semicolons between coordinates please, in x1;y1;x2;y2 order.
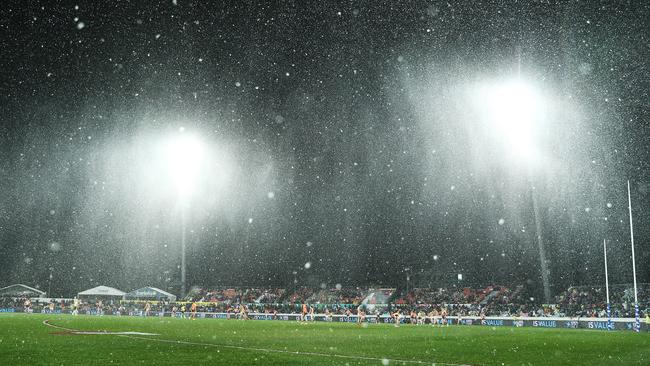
0;314;648;365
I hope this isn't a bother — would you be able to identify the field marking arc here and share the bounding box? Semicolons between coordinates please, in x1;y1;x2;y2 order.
43;319;475;366
43;319;75;331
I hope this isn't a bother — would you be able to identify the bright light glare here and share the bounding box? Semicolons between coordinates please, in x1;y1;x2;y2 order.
478;79;543;162
162;133;205;199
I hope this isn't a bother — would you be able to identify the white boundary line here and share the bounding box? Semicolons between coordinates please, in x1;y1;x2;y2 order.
42;320;158;335
119;334;472;365
43;319;474;366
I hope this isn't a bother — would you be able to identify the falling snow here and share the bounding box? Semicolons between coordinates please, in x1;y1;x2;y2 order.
0;0;647;307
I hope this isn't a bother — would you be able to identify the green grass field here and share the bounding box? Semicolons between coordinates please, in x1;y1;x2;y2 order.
0;313;648;365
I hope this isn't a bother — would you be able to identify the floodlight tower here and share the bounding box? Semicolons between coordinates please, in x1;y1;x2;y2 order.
484;79;551;304
163;131;205;298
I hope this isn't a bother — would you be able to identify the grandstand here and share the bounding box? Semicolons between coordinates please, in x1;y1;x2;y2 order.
3;282;647;321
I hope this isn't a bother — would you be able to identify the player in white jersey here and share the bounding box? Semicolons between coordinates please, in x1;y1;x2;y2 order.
357;305;366;325
392;309;401;327
324;307;332;322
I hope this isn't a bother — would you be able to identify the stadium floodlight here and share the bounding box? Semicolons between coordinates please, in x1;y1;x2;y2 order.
477;79;543;164
162;132;205;200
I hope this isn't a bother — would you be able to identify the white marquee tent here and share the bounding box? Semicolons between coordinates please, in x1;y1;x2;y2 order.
77;286;125;301
123;287;177;302
0;284;46;298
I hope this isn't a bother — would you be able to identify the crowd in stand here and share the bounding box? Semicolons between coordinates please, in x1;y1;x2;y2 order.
300;287;366;305
1;283;648;319
178;283;648;318
185;286;367;308
393;286;501;306
190;288;285;304
0;296;23;310
554;284;650;318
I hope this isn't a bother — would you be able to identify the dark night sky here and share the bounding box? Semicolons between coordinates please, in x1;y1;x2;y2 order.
1;0;649;300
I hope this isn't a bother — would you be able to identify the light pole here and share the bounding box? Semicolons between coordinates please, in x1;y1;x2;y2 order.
531;187;551;304
48;267;53;298
163;131;205;298
181;204;187;298
477;79;551;303
405;267;411;294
